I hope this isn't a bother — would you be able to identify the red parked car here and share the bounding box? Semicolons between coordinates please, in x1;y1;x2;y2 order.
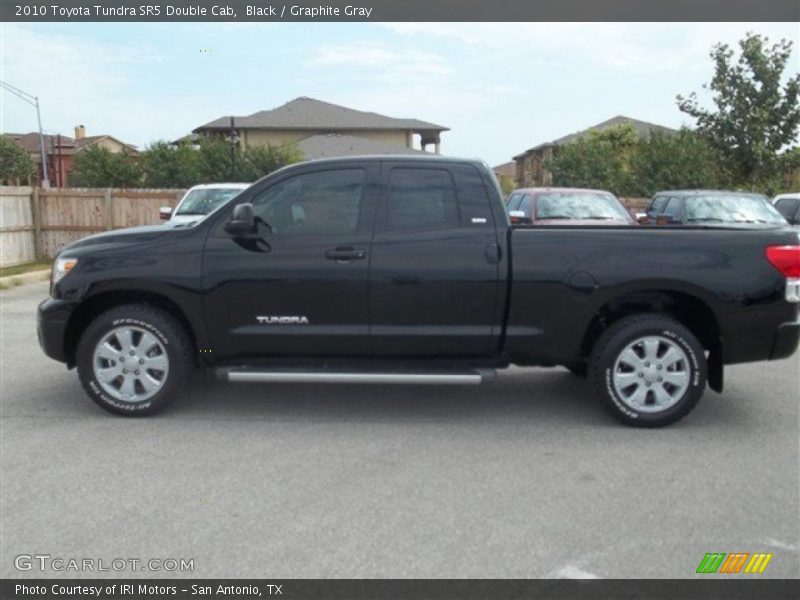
505;187;636;226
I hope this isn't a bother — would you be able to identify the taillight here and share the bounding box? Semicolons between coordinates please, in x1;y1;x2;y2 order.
766;246;800;277
766;246;800;302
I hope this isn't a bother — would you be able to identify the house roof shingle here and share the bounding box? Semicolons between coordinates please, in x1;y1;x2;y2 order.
75;134;138;153
5;133;78;155
513;115;679;159
3;132;137;156
194;97;449;133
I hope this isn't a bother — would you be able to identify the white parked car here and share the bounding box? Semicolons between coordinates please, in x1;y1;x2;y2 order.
772;192;800;204
161;183;250;225
773;192;800;226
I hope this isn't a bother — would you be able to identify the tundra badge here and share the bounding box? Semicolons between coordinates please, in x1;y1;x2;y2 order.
256;316;310;325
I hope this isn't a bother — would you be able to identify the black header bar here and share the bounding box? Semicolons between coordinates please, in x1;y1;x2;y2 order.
3;0;799;22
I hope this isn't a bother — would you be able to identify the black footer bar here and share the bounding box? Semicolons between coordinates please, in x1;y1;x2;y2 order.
2;579;800;600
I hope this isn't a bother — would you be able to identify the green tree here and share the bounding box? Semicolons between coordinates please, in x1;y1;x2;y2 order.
195;138;237;183
70;146;143;188
496;174;515;196
0;136;36;184
547;123;639;195
781;146;800;191
141;139;303;187
677;33;800;192
238;144;303;182
142;141;201;187
630;129;723;195
547;124;726;196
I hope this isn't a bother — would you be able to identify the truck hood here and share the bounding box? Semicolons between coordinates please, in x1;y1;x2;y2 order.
61;223;189;254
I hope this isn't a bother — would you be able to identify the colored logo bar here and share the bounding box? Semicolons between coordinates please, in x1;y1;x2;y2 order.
696;552;773;574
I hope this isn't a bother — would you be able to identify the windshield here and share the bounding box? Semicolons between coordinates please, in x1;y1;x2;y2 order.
535;192;630;221
684;194;786;224
176;188;244;216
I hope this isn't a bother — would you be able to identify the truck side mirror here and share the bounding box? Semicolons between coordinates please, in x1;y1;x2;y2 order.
508;210;531;225
225;203;256;235
159;206;172;220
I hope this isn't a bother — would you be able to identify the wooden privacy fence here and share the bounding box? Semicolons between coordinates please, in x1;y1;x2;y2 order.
0;187;186;267
620;197;651;215
0;187;36;267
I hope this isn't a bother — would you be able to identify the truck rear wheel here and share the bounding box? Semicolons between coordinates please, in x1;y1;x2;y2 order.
589;314;706;427
76;304;193;416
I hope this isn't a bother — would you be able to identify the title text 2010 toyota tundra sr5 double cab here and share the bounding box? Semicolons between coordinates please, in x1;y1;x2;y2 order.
38;156;800;426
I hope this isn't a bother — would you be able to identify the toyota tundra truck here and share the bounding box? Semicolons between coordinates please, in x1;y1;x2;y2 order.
37;156;800;426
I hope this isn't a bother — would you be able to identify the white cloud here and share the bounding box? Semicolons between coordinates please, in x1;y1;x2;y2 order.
308;41;451;77
0;24;159;140
302;36;529;157
0;24;226;147
378;22;799;74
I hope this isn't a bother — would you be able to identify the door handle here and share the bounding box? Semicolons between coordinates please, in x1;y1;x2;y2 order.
484;243;501;265
325;246;367;262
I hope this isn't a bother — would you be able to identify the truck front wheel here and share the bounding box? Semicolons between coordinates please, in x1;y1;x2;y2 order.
76;304;193;416
589;314;706;427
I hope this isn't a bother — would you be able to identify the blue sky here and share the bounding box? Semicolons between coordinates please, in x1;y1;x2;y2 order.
1;22;797;166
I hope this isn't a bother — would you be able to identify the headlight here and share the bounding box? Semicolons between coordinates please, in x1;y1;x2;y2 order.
52;257;78;285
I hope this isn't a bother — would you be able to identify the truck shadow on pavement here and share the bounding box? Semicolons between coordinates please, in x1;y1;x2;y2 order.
17;366;733;428
159;368;603;424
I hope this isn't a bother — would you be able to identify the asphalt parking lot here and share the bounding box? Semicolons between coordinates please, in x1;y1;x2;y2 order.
1;281;798;579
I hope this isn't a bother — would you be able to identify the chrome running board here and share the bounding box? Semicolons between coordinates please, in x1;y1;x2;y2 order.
224;369;494;385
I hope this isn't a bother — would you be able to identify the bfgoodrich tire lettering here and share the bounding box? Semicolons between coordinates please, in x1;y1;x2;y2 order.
589;314;707;427
76;304;192;416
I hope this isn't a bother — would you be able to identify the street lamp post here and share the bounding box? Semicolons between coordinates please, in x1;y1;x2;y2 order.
0;80;50;187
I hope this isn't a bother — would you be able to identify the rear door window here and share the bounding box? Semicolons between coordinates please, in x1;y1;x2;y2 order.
386;168;460;232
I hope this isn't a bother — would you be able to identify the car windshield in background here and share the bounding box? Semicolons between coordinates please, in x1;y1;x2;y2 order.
176;188;244;216
535;192;629;221
684;195;786;224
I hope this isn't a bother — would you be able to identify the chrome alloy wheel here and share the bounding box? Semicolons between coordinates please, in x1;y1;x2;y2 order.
92;326;169;403
612;335;691;413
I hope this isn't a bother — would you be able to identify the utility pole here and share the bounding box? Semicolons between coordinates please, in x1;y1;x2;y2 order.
56;134;63;187
0;80;50;187
227;116;239;181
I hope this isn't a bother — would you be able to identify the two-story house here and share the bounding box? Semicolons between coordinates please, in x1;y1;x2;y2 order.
191;97;449;159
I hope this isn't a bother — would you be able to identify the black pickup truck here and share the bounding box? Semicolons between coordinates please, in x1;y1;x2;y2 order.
38;156;800;426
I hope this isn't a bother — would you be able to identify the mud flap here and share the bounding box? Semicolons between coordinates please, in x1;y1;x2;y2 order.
708;341;723;393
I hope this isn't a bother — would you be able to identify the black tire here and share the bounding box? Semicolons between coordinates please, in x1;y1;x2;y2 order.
566;363;588;377
589;314;706;427
76;304;193;416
